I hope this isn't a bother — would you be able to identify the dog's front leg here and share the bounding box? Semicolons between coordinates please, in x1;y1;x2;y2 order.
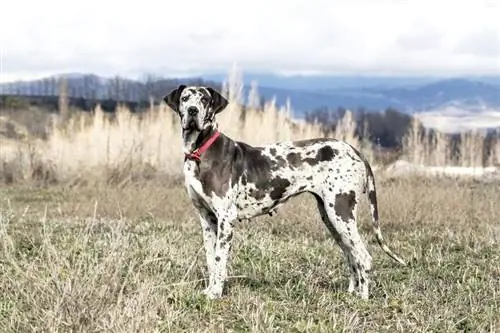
202;205;236;300
199;213;217;291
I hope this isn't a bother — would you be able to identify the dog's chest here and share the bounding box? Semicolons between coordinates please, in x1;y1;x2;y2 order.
183;161;212;207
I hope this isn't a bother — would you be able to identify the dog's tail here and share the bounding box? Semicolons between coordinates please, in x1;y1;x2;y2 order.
364;161;406;266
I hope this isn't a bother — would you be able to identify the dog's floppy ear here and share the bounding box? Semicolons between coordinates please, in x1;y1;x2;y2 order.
163;85;186;112
207;87;228;114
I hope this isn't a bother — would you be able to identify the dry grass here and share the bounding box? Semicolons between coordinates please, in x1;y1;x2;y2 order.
0;74;336;185
0;70;499;332
0;177;499;332
401;117;499;168
2;85;499;187
2;69;500;186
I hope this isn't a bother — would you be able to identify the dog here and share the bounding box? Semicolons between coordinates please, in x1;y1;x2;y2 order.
163;85;406;300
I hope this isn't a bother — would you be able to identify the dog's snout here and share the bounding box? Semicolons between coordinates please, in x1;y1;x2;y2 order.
187;107;199;116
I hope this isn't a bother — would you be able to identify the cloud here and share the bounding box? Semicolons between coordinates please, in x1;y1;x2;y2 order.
1;0;499;81
396;21;444;51
455;28;500;57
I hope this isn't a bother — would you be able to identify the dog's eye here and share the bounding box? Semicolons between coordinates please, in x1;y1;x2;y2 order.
201;96;209;104
181;96;189;102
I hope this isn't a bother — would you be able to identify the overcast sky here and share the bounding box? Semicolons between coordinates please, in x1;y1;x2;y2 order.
1;0;499;82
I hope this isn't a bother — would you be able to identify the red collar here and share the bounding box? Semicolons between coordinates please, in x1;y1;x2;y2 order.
185;130;220;161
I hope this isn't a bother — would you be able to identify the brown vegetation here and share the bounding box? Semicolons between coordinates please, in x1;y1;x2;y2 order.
0;73;499;332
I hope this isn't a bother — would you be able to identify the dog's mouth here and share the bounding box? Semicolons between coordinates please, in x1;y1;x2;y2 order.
182;119;201;133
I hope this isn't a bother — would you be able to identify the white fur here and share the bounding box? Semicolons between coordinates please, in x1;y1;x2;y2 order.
169;86;405;301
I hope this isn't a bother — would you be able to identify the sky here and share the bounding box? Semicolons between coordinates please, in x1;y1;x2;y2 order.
1;0;499;82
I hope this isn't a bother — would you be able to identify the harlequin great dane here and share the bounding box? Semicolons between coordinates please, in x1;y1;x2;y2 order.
163;85;406;300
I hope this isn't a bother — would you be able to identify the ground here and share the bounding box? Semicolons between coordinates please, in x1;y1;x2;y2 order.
0;176;499;332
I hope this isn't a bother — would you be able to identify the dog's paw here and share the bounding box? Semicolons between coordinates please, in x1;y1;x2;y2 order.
201;288;222;300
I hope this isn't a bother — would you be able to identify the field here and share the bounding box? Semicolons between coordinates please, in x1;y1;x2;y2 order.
1;177;499;332
0;78;499;332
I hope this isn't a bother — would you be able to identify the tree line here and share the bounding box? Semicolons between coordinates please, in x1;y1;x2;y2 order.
0;75;222;105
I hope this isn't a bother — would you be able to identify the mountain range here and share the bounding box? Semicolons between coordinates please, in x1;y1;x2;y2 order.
1;72;499;118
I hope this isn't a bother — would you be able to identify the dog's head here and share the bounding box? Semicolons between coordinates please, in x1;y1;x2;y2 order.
163;85;228;133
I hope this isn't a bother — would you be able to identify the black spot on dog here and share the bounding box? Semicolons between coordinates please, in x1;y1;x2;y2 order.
251;188;267;200
275;155;287;169
197;88;213;108
306;176;313;180
368;190;379;224
220;233;233;247
215;256;221;262
304;146;338;165
269;177;291;200
298;185;307;192
348;142;379;223
232;142;274;200
229;143;295;202
286;152;302;168
335;191;357;222
318;146;337;160
269;148;277;156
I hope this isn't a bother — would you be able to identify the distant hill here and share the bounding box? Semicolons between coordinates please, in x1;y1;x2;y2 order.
239;77;500;115
203;73;500;90
203;73;438;90
1;73;499;117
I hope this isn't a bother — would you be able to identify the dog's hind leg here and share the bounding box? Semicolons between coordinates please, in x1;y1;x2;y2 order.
313;190;373;299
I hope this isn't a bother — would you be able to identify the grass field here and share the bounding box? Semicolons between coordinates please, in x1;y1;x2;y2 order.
1;176;499;332
1;75;499;332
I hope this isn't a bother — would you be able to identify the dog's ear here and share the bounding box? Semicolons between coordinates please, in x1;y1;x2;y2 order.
207;87;228;114
163;85;186;112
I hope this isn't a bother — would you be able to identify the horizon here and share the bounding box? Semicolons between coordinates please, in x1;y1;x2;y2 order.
1;69;500;85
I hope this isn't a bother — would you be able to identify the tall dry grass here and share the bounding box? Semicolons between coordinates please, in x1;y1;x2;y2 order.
402;116;499;168
0;72;368;185
1;68;499;185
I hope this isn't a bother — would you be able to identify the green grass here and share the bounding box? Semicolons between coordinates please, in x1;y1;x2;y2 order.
0;177;499;332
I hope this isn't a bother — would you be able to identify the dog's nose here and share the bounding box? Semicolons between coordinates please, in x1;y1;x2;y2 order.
187;107;199;116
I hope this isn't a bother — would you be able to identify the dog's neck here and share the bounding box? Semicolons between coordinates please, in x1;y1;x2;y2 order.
182;122;219;155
